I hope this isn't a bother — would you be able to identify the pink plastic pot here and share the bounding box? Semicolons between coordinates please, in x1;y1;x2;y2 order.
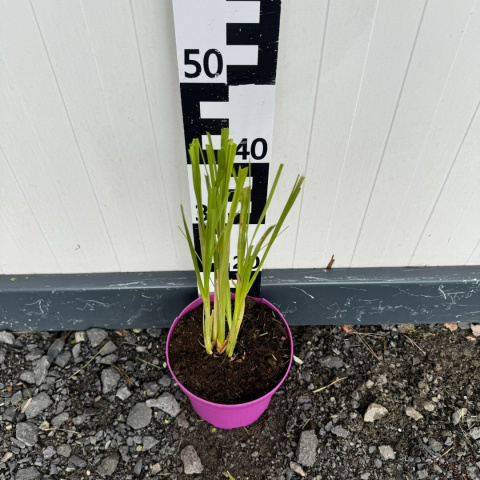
166;294;293;429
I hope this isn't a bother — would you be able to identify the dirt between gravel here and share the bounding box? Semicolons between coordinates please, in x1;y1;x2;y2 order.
0;321;479;480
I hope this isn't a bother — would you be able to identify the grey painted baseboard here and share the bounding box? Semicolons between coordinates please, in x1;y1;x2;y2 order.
1;267;479;331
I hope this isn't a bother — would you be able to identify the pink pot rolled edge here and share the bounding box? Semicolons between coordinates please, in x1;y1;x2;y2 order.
166;293;294;429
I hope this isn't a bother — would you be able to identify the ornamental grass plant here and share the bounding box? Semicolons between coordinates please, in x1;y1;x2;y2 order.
180;128;304;358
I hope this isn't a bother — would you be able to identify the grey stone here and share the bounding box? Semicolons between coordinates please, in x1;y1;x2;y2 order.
25;348;43;362
146;393;181;417
360;474;370;480
97;453;119;477
0;347;6;363
55;400;66;415
0;331;15;345
57;444;72;458
331;425;350;438
19;371;36;384
52;411;70;427
11;437;26;449
72;343;81;359
47;338;65;359
364;403;388;423
159;375;171;388
34;356;52;386
320;355;344;369
8;391;23;406
181;445;203;475
470;427;480;440
144;381;160;396
24;392;52;419
69;454;87;468
3;407;15;422
177;412;189;429
16;422;38;447
55;351;71;368
296;429;318;467
119;445;129;463
452;408;468;425
101;368;121;394
116;386;132;401
406;406;424;421
87;328;108;347
15;467;41;480
43;446;56;459
378;445;395;460
98;354;118;365
99;340;117;356
374;459;383;468
143;436;160;451
127;403;152;430
417;470;428;479
134;459;143;475
146;328;161;337
429;438;443;452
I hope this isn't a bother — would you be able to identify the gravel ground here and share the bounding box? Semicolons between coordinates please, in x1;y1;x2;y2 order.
0;321;479;480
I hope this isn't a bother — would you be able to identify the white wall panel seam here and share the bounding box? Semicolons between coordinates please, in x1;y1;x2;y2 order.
349;0;429;267
384;0;477;266
291;0;330;265
321;0;380;265
0;140;63;273
27;1;122;272
410;98;480;265
467;232;480;264
128;0;180;267
78;0;150;268
1;45;80;272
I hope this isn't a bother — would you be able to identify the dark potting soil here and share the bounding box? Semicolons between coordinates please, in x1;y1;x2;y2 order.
168;298;291;404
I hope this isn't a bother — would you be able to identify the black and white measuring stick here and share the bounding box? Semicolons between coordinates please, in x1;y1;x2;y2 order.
172;0;282;296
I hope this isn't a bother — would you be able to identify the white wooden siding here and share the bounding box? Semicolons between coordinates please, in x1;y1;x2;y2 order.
1;0;479;274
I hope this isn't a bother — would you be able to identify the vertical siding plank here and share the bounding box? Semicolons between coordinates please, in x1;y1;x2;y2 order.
31;0;152;271
0;146;60;272
315;0;427;268
0;217;31;274
80;0;178;270
0;58;88;272
383;6;480;265
467;238;480;266
130;0;191;270
293;0;379;268
1;0;479;273
351;0;476;267
265;0;329;269
411;106;480;265
0;0;120;273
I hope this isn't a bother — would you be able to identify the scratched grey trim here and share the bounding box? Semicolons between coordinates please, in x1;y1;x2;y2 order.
1;267;479;331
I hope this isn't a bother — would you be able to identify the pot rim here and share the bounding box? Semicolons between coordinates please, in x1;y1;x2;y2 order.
166;294;294;410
